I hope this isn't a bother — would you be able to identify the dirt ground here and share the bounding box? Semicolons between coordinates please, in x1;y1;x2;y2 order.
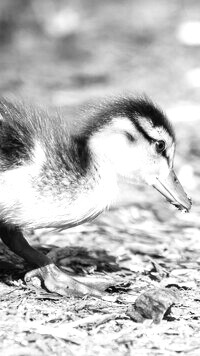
1;1;200;355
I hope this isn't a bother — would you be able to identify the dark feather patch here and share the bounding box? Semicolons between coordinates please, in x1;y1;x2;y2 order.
0;100;34;170
53;136;91;176
0;99;91;177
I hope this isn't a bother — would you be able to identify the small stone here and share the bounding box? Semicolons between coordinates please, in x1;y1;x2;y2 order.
127;287;179;324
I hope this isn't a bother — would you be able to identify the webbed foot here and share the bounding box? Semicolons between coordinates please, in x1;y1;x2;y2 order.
24;263;119;297
0;224;124;298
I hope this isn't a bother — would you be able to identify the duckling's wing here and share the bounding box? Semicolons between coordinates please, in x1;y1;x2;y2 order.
0;99;35;171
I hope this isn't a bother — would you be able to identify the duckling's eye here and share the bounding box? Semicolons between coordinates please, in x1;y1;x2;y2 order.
124;131;135;143
155;140;165;153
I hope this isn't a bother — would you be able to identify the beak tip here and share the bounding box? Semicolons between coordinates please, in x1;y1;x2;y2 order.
153;172;192;214
185;196;192;212
170;196;192;213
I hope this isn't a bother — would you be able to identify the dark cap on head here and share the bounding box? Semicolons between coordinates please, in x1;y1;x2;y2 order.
83;96;175;142
110;97;175;141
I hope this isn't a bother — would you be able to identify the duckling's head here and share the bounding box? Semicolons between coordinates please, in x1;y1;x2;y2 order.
88;97;191;212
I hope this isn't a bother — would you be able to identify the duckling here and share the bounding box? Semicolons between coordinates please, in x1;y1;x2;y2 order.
0;96;191;297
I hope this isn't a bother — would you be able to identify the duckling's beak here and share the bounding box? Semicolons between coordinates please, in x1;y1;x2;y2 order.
152;170;192;212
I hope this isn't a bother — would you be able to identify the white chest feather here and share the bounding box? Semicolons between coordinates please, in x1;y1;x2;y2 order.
0;157;118;229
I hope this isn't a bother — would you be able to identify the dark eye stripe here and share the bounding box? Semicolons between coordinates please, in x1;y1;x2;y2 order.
133;120;156;143
133;120;171;165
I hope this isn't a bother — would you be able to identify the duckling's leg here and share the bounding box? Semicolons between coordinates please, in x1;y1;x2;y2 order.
0;224;113;297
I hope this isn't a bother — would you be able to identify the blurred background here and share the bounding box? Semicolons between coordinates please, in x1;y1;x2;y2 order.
1;0;200;109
